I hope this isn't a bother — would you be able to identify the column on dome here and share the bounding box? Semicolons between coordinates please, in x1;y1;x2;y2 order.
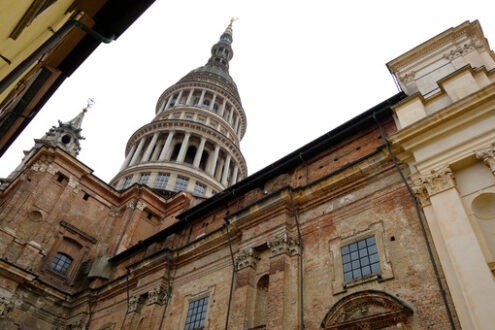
209;145;220;176
164;95;173;111
234;116;240;133
219;99;227;117
232;165;239;184
221;155;231;185
120;144;137;171
150;136;163;161
209;94;217;111
198;90;206;107
141;132;159;162
129;137;146;166
176;90;184;105
228;108;234;124
215;157;225;181
159;131;175;161
158;100;166;114
176;133;191;163
193;137;207;168
186;88;195;105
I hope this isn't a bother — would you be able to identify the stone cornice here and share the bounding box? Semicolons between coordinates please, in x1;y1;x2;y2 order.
387;20;489;72
391;82;495;155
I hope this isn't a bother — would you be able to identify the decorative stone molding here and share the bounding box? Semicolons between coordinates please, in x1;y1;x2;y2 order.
136;201;147;211
443;38;485;61
147;286;170;305
416;167;456;197
475;144;495;174
267;233;300;257
235;247;258;270
126;201;147;211
30;162;59;175
0;296;12;318
68;176;81;194
321;290;413;329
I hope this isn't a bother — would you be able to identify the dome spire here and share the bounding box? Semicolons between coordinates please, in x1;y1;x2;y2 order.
62;98;93;130
207;19;237;71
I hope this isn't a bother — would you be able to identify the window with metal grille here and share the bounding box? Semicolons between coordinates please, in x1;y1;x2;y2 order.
154;173;169;190
49;252;73;275
138;173;150;185
341;236;380;282
193;183;206;196
123;176;132;189
184;296;209;330
174;176;189;192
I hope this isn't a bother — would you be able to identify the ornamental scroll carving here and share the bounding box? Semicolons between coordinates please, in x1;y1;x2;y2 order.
475;143;495;174
415;167;456;197
127;295;145;313
267;233;300;257
443;37;485;61
321;290;413;329
235;247;258;270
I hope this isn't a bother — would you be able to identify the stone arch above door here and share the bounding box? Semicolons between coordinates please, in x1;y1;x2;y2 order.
321;290;413;329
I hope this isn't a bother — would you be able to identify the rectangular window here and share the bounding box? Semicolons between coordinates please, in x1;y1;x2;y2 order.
193;182;206;196
184;296;209;330
198;117;205;124
123;176;133;189
173;176;189;192
341;236;380;282
186;114;193;121
138;173;150;185
154;173;170;190
209;121;217;129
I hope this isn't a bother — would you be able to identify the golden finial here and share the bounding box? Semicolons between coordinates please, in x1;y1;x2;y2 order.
230;17;238;25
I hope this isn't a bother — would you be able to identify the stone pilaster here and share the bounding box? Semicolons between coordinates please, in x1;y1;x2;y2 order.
230;247;258;329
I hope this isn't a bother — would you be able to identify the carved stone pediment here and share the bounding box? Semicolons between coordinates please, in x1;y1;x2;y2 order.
321;290;413;329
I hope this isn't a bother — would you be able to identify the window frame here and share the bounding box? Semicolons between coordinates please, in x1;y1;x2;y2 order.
122;176;133;189
154;173;170;190
330;222;394;295
174;176;189;192
184;296;209;330
49;252;73;276
341;236;381;282
138;173;150;185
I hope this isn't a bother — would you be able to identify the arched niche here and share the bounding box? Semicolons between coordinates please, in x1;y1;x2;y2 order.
321;290;413;329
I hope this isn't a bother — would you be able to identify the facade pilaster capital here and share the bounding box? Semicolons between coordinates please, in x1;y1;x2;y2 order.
416;167;456;197
31;162;58;175
235;247;258;270
128;295;145;313
412;178;431;206
147;286;169;305
126;201;147;211
475;143;495;174
267;233;300;257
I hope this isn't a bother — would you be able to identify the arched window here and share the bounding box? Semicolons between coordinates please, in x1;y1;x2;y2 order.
203;99;210;107
49;252;73;275
193;97;199;105
184;145;197;164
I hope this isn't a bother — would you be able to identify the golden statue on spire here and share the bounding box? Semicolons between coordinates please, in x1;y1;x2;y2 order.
230;17;238;25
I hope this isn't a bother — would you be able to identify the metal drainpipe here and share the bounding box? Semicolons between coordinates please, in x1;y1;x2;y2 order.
119;269;131;330
114;186;141;254
288;188;305;329
0;18;115;95
372;113;456;329
224;221;237;330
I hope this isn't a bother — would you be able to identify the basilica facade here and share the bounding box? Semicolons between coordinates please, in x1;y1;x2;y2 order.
0;19;494;330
